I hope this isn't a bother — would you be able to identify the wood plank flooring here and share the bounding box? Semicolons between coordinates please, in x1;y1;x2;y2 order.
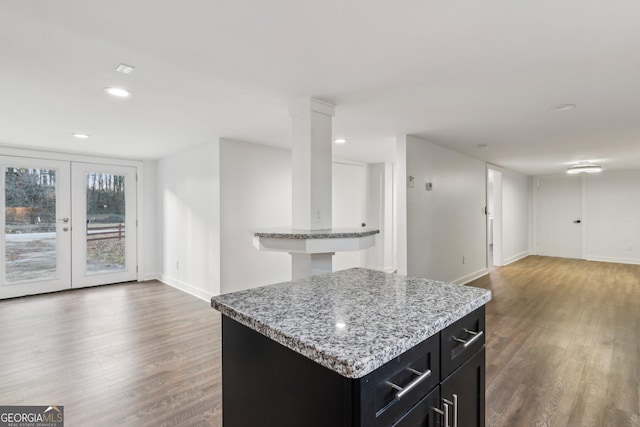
0;281;222;426
1;256;639;426
468;256;640;427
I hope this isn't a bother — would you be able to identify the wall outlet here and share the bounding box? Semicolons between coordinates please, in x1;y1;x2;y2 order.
627;244;633;251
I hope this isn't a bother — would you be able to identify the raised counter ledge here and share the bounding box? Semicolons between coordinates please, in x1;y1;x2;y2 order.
211;268;491;379
253;227;380;239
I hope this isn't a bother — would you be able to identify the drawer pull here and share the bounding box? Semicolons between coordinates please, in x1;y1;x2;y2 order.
453;329;484;349
387;368;432;401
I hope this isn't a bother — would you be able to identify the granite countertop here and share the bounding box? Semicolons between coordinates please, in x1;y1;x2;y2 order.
253;227;380;239
211;268;491;379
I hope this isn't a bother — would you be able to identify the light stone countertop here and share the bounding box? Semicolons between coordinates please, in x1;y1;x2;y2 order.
253;227;379;239
211;268;491;379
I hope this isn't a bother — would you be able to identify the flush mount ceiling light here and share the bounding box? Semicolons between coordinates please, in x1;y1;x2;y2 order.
71;133;90;139
549;104;576;112
104;87;132;98
334;138;347;144
478;144;488;150
116;63;135;74
567;162;602;174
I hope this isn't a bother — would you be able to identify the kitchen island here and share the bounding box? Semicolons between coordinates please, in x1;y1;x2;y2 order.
211;268;491;427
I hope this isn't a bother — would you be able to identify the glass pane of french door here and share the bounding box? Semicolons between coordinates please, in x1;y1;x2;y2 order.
71;163;137;287
0;157;71;299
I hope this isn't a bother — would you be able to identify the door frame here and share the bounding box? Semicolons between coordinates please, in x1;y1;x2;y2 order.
486;164;503;268
0;157;72;298
71;162;138;288
0;146;146;289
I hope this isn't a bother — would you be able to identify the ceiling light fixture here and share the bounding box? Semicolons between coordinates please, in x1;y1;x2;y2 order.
567;162;602;174
334;138;347;144
478;144;488;150
71;133;90;139
549;104;576;112
104;87;132;98
116;63;135;74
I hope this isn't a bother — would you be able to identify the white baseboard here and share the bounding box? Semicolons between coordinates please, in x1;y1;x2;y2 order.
586;255;640;266
503;251;529;266
454;268;489;285
159;275;215;303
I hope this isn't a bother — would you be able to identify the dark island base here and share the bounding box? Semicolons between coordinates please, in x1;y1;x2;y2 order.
221;308;485;427
222;316;353;426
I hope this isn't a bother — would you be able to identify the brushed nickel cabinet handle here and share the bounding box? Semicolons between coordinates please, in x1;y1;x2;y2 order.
444;402;450;427
453;329;484;348
453;393;458;427
387;367;432;401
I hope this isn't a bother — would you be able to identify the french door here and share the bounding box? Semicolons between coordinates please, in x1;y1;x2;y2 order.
0;157;137;299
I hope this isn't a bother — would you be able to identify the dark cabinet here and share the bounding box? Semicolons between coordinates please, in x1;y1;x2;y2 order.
440;348;485;427
392;386;441;427
221;305;486;427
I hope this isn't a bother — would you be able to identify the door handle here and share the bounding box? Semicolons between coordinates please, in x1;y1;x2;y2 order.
573;220;581;224
57;218;69;223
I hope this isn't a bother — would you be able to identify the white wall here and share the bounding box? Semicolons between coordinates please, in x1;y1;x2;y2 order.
332;161;367;272
157;141;221;300
141;160;159;280
219;139;292;294
396;136;408;274
585;170;640;264
500;168;530;265
365;162;395;272
399;135;487;284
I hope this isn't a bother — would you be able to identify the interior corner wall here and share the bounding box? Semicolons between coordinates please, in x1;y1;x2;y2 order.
157;141;221;301
395;136;408;275
219;139;292;294
585;170;640;264
404;135;487;284
500;168;530;265
141;159;159;280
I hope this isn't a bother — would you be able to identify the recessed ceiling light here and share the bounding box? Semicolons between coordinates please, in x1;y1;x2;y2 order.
567;162;602;174
104;87;132;98
334;138;347;144
549;104;576;112
71;133;90;139
116;64;135;74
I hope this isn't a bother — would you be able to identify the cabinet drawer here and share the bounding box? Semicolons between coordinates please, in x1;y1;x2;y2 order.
358;333;440;427
440;306;485;379
392;386;440;427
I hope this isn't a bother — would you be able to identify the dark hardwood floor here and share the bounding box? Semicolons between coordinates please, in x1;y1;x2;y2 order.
1;256;639;426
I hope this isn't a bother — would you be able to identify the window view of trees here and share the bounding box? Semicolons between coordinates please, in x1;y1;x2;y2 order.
5;167;56;231
86;173;125;224
85;173;126;273
4;167;57;282
3;168;128;282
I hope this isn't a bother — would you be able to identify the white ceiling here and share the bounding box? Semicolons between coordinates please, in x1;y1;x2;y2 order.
1;1;639;175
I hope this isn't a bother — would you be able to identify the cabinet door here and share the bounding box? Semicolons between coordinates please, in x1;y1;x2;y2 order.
440;348;485;427
392;386;441;427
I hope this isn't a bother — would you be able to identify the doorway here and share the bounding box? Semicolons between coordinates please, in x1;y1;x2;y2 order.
487;166;502;268
535;174;583;259
1;157;137;299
